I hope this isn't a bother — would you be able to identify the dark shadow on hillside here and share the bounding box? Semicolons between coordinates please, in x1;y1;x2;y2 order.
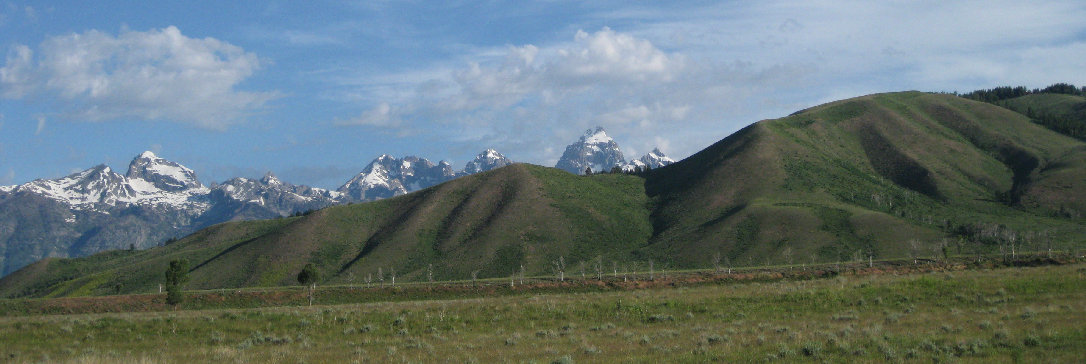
190;235;263;272
337;190;434;274
856;125;942;199
924;104;1039;205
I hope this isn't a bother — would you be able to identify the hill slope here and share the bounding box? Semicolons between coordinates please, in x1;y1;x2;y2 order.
3;91;1084;298
643;91;1085;267
0;164;652;297
998;93;1086;140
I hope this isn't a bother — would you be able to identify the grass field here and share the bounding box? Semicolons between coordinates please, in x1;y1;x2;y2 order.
1;257;1083;363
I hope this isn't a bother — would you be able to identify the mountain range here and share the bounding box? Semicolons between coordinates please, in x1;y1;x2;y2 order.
2;90;1082;298
0;132;672;276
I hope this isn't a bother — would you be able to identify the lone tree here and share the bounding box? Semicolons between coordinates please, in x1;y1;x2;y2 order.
164;259;189;306
297;263;320;306
553;256;566;282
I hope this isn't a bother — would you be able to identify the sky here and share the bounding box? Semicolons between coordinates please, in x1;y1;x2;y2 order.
1;1;1085;189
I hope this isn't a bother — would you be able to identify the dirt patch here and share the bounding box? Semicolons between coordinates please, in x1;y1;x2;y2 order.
2;254;1079;317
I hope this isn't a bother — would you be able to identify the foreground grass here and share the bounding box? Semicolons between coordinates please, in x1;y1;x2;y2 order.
0;263;1083;363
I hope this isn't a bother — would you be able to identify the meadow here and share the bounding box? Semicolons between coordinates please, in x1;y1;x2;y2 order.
1;256;1083;363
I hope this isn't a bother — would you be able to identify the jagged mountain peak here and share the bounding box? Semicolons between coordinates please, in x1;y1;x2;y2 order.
210;171;340;218
641;148;675;166
126;151;203;192
260;172;282;185
464;149;513;174
581;126;614;144
338;154;459;201
622;147;676;172
15;164;133;208
556;126;626;174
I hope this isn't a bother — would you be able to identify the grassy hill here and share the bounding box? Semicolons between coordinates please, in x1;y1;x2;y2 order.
0;164;654;298
644;91;1086;269
3;91;1084;298
997;93;1086;141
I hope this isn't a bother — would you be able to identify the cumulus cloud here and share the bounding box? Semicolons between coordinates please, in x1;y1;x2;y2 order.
337;102;400;127
0;26;275;129
339;1;1086;165
0;45;35;98
345;27;792;163
554;28;680;83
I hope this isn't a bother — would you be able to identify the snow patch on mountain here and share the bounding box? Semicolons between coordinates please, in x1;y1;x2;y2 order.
6;152;209;212
339;150;513;202
622;148;676;172
338;155;455;201
463;148;513;175
212;172;341;215
126;150;204;192
555;127;627;174
583;128;614;144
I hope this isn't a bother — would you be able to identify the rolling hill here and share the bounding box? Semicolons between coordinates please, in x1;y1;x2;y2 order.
642;91;1085;267
998;93;1086;141
3;91;1084;298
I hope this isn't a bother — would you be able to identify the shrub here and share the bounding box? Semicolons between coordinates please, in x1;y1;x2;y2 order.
647;314;674;323
1023;334;1040;347
801;342;822;357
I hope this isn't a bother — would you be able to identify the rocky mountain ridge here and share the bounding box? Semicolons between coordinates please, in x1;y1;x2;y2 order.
0;129;676;276
555;127;675;174
0;148;518;276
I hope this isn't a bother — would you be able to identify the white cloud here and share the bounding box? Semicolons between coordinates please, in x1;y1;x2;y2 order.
555;28;681;82
23;5;35;22
344;27;794;163
336;2;1086;165
0;26;275;129
34;115;45;135
0;45;35;98
337;102;400;127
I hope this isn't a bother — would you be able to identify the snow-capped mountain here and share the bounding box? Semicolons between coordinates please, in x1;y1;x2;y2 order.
6;152;210;212
0;152;334;276
209;172;342;218
126;151;204;192
1;140;675;276
462;149;513;175
338;155;456;201
338;150;517;202
555;127;627;174
622;148;676;172
14;164;135;208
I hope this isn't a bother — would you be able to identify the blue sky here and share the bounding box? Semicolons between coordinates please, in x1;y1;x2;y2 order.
2;1;1085;189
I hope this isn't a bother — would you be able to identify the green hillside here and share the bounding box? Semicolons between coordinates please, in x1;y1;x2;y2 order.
998;93;1086;140
0;164;654;298
643;92;1085;269
3;91;1084;298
